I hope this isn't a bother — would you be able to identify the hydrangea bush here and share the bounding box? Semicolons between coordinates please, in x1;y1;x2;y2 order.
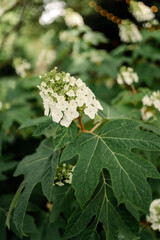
1;1;160;240
4;68;160;240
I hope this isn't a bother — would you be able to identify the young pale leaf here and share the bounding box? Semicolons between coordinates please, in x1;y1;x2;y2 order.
10;138;59;234
61;119;160;212
63;173;139;240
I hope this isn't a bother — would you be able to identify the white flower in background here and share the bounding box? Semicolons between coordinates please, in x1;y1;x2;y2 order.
54;163;75;186
141;106;154;121
39;0;66;25
37;68;103;127
64;8;84;27
143;19;159;29
129;1;155;22
36;49;56;69
13;58;31;78
119;19;142;43
142;95;152;106
151;91;160;112
146;199;160;231
141;91;160;120
117;66;139;86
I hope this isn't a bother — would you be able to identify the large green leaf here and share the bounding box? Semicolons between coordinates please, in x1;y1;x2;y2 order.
8;138;59;234
61;119;160;212
19;116;58;136
54;122;77;150
50;185;75;224
63;173;139;240
20;117;77;149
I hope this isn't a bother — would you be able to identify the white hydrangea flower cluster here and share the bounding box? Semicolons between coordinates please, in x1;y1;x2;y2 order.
129;1;155;22
141;91;160;120
146;199;160;231
37;68;103;127
13;58;31;78
64;8;84;27
117;66;139;86
118;19;142;43
54;163;75;186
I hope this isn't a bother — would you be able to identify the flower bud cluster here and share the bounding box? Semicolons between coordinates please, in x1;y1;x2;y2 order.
13;58;31;78
141;91;160;120
129;1;155;22
54;163;75;186
118;19;142;43
117;66;139;86
143;19;159;29
146;199;160;231
64;8;84;27
37;69;103;127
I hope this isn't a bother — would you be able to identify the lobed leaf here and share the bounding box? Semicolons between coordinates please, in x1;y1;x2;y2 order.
61;119;160;212
8;138;59;234
63;173;139;240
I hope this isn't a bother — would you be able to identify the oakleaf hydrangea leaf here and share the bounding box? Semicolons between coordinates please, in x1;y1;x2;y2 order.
10;138;59;234
63;173;139;240
54;122;77;150
61;119;160;212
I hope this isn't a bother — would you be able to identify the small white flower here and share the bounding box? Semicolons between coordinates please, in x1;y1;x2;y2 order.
66;90;75;97
64;8;84;27
132;73;139;83
64;85;69;91
41;81;47;87
84;106;98;119
51;109;63;123
55;76;60;81
56;99;68;111
64;109;79;120
50;79;55;83
60;116;72;127
76;78;84;88
56;182;64;186
122;72;133;85
70;77;76;86
68;100;77;110
141;106;153;121
146;198;160;231
76;95;86;107
153;99;160;111
93;99;103;110
142;95;152;106
63;76;70;82
43;99;50;116
76;89;83;97
117;74;123;85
